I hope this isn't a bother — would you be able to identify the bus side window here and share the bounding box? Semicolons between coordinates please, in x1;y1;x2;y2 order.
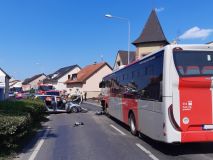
186;66;200;75
202;66;213;74
177;66;184;75
139;52;163;101
99;81;105;88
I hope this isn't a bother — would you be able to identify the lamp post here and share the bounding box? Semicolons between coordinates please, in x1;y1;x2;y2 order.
105;14;130;64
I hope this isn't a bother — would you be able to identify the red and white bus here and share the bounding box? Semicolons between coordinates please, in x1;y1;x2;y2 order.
100;44;213;143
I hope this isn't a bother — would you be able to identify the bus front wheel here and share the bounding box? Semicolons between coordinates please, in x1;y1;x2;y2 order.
129;113;138;136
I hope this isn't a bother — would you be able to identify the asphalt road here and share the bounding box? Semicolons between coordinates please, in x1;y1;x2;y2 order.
16;102;213;160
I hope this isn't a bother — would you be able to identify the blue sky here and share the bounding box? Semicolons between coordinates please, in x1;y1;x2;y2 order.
0;0;212;80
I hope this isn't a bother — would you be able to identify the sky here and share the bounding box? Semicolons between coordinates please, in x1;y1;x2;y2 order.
0;0;212;80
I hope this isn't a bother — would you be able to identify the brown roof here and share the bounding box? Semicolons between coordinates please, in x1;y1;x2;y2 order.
114;50;136;68
133;9;169;45
118;50;136;64
43;65;80;84
22;73;46;85
65;62;112;84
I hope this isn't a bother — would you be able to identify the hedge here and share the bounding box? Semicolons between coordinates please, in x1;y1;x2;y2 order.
0;99;46;153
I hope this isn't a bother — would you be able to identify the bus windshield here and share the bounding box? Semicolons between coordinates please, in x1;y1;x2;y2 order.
173;51;213;77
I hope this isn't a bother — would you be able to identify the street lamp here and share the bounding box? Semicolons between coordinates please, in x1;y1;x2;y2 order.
105;14;131;64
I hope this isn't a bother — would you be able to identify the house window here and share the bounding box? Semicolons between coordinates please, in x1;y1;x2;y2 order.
117;61;121;66
68;75;71;79
71;74;77;80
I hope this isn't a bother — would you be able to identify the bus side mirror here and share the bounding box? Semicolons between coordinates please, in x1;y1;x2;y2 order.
99;81;105;88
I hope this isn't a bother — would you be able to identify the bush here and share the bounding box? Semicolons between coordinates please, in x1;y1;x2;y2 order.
0;99;46;153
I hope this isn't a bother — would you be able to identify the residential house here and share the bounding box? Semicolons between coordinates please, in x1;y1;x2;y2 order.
43;65;81;91
22;73;46;91
113;10;169;71
0;68;11;100
9;78;22;91
114;50;136;70
132;9;169;59
65;62;112;98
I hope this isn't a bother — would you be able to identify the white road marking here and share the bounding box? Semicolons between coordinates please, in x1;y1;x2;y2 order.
28;127;50;160
136;143;159;160
110;124;126;136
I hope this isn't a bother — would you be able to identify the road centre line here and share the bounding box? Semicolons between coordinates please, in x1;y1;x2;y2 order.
110;124;126;135
136;143;159;160
28;127;51;160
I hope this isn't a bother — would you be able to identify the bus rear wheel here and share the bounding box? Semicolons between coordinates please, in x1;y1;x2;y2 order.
129;113;138;136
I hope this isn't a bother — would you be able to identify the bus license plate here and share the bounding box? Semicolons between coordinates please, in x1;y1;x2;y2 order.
203;125;213;130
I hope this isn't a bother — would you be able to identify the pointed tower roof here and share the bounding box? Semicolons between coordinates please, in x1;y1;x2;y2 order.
133;9;169;45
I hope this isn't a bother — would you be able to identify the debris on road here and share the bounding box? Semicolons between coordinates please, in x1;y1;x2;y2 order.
74;121;84;127
81;107;88;113
95;111;105;115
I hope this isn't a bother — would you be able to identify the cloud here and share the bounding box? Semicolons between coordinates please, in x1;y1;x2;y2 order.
179;26;213;40
155;7;165;12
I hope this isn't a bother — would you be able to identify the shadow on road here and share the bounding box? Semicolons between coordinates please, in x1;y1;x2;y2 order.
138;134;213;156
85;103;213;156
19;123;58;157
45;131;58;139
108;115;130;131
106;115;213;156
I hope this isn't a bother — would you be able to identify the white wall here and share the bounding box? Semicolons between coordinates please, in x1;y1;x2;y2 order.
67;65;112;98
0;69;10;100
82;65;112;92
13;81;22;88
54;67;81;91
29;75;47;89
136;43;165;59
22;84;31;92
66;83;83;95
23;75;47;91
0;70;6;77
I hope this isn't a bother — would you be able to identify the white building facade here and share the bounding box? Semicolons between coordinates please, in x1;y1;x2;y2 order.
43;65;81;92
66;62;112;98
22;74;47;91
0;68;11;100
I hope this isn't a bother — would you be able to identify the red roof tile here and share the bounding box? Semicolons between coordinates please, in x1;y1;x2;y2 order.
65;62;112;84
